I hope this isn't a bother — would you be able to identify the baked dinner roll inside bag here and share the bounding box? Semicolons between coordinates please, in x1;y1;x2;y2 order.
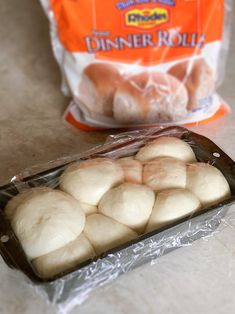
39;0;232;129
1;126;235;313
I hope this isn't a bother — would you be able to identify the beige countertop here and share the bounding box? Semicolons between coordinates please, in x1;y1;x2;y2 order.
1;1;235;314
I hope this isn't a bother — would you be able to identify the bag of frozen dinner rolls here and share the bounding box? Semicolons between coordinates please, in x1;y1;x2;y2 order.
40;0;232;130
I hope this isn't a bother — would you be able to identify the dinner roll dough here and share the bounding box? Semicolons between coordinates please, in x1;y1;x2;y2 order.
113;71;188;124
168;58;215;110
136;136;196;163
33;234;95;279
146;189;201;232
143;157;186;191
99;183;155;233
79;63;123;117
186;163;231;206
60;158;124;206
117;157;142;184
5;187;51;220
84;214;137;254
11;189;86;260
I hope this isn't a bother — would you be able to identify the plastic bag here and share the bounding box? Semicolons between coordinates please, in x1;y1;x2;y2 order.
0;126;235;313
39;0;232;130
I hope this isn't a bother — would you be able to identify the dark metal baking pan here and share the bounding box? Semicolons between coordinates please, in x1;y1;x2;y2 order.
0;126;235;285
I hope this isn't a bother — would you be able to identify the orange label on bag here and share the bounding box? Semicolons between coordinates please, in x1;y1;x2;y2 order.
51;0;224;65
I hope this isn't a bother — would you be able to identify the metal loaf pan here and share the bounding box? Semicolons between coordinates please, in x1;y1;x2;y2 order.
0;126;235;285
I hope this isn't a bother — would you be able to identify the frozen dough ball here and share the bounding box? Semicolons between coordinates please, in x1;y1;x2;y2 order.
146;189;201;232
11;189;86;260
32;234;96;279
78;62;124;117
113;71;188;124
84;214;137;254
117;157;143;184
99;183;155;233
136;136;196;163
143;157;186;191
60;158;124;206
168;58;215;110
186;163;231;206
4;187;51;220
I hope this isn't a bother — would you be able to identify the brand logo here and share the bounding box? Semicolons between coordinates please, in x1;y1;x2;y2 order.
125;8;169;30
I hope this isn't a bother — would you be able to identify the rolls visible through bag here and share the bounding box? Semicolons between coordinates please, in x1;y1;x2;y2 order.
113;71;188;124
168;58;215;110
78;62;124;117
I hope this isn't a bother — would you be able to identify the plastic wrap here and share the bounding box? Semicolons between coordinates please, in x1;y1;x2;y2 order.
0;126;235;314
39;0;233;130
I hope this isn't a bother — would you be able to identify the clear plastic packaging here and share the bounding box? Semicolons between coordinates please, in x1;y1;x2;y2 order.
39;0;233;130
0;126;235;313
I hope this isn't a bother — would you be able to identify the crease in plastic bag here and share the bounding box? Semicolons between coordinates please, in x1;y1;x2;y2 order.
1;126;235;313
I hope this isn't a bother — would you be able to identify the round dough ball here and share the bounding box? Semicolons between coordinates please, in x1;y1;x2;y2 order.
113;71;188;124
32;234;96;279
4;187;51;220
60;158;124;206
146;189;201;232
99;183;155;233
186;163;231;206
84;214;137;254
117;157;143;184
143;157;186;191
11;189;86;260
136;136;196;163
168;58;215;110
78;62;123;117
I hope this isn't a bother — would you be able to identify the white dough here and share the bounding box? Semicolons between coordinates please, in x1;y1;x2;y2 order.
146;189;201;232
33;234;95;279
136;136;196;163
11;189;86;260
84;214;138;254
80;202;97;215
117;157;142;184
99;183;155;233
60;158;124;206
143;157;186;191
186;163;231;206
5;187;51;220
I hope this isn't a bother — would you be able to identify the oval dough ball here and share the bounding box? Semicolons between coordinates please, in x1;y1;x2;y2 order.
113;71;188;124
186;163;231;206
146;189;201;232
78;63;123;117
60;158;124;206
99;183;155;233
143;157;186;191
117;157;143;184
11;189;86;260
84;214;137;254
32;234;96;279
136;136;196;163
168;58;215;110
4;187;51;220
